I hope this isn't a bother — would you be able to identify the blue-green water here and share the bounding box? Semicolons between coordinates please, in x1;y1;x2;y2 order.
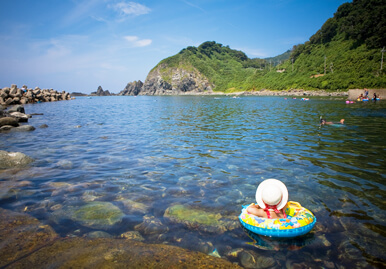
1;96;385;268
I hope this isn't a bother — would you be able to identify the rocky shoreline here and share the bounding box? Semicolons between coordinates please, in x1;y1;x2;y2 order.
113;81;349;97
0;104;46;133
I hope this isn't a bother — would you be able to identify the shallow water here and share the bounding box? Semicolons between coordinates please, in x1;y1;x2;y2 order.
1;96;385;268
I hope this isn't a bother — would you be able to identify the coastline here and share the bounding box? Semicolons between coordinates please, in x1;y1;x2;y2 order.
176;89;348;97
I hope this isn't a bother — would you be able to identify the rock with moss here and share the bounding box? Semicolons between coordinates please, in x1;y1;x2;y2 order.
69;201;124;230
164;204;239;234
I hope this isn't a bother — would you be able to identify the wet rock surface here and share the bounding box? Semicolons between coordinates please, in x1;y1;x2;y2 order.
0;208;241;268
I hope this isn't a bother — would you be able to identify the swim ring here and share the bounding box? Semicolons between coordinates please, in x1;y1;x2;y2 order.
239;201;316;238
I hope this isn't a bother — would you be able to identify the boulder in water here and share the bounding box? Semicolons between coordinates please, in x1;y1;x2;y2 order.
70;201;124;230
0;150;34;169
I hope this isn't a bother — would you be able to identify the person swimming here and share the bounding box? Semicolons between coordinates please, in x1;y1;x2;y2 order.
320;117;344;125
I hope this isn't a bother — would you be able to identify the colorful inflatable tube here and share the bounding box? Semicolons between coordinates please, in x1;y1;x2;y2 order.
239;201;316;238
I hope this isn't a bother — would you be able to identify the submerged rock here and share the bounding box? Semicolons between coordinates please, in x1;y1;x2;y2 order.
84;231;114;239
238;250;276;269
119;198;150;214
120;231;145;241
0;150;34;169
134;215;169;235
0;180;33;200
164;204;238;234
70;201;124;230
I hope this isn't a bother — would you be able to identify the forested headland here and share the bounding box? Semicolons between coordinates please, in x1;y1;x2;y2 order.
152;0;385;93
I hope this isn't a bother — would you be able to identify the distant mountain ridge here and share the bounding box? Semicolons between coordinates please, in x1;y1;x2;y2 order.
118;0;385;96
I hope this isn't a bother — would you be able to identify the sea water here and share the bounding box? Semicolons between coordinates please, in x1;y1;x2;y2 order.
0;96;385;268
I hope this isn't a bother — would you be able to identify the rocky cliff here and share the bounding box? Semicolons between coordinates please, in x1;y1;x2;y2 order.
140;63;213;95
118;63;214;96
118;81;143;96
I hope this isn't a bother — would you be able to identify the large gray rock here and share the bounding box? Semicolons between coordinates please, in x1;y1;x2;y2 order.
119;81;143;96
0;117;19;127
9;112;30;122
0;150;34;169
8;105;25;113
13;125;36;132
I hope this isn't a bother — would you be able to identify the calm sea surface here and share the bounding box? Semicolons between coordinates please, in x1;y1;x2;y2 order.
1;96;385;268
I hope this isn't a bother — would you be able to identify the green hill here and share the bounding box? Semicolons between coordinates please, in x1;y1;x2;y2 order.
152;0;385;92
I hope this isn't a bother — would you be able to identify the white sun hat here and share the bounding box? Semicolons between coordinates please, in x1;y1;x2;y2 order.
255;179;288;210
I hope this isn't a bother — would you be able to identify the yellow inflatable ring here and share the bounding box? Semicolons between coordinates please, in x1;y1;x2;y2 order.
239;201;316;238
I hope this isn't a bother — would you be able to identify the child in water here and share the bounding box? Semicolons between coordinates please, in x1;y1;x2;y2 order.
247;179;288;219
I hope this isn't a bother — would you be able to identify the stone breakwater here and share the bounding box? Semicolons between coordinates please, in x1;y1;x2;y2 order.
0;84;72;106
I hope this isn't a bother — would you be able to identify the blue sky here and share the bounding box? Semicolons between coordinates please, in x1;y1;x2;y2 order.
0;0;349;94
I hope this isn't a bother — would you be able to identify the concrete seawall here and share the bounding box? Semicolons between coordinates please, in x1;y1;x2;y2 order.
348;89;386;100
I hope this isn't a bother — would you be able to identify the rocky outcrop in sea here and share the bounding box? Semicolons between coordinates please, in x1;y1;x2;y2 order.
0;84;72;105
91;86;112;96
118;81;143;96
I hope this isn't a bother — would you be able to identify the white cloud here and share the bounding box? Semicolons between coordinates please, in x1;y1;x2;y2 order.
124;35;152;47
111;2;151;17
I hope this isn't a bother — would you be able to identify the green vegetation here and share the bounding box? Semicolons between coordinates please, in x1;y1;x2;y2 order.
153;0;385;92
